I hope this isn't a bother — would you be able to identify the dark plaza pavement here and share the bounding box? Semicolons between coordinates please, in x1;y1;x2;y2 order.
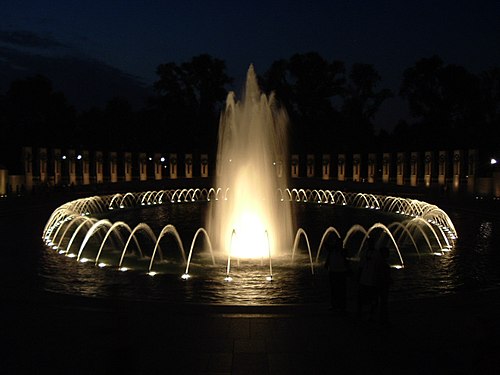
2;288;500;374
1;186;500;374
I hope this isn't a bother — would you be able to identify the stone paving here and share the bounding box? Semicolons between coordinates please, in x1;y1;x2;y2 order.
2;288;500;374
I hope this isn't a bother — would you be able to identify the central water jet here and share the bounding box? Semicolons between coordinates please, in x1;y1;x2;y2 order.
207;65;293;259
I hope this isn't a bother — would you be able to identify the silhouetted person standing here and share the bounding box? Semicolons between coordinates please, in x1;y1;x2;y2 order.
376;246;393;324
357;237;379;320
324;237;350;312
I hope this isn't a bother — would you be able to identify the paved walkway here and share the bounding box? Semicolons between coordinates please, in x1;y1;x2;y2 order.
2;287;500;374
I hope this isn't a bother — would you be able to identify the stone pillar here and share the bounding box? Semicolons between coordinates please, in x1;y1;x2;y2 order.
291;154;299;178
352;154;361;182
396;152;406;186
410;152;419;187
153;154;163;180
38;148;48;185
109;152;118;183
67;149;77;186
124;152;132;182
274;159;284;178
169;153;178;179
494;169;500;198
367;153;376;183
382;153;390;184
0;166;7;196
95;151;104;184
185;154;193;178
22;147;33;192
201;154;209;178
306;154;315;178
81;150;90;185
52;149;61;186
337;154;346;182
438;151;448;187
138;153;147;181
322;154;330;180
467;149;477;194
452;150;462;193
424;151;433;188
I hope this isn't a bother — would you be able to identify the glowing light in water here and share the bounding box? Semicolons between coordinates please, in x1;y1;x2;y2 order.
231;212;268;258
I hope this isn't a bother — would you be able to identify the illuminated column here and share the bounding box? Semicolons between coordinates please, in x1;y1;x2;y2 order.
0;166;7;196
467;149;477;194
438;151;448;187
52;149;61;186
95;151;104;184
81;150;90;185
124;152;132;182
138;153;147;181
352;154;361;182
274;158;284;178
306;154;315;178
38;148;48;184
67;149;76;186
200;154;209;178
494;168;500;198
424;151;433;188
382;153;390;184
452;150;462;192
22;147;33;192
185;154;193;178
410;152;419;187
169;153;178;179
109;152;118;183
154;153;162;180
322;154;330;180
291;154;299;178
367;153;376;183
337;154;345;182
396;152;405;185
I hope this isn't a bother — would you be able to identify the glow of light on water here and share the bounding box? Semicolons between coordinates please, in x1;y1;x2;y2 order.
231;211;268;259
181;273;190;280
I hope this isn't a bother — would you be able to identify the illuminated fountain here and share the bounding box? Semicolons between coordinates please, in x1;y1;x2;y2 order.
40;66;459;304
206;65;293;280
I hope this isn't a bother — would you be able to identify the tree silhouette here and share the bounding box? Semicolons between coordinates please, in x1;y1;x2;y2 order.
0;75;75;167
341;63;392;152
153;54;232;153
400;55;486;149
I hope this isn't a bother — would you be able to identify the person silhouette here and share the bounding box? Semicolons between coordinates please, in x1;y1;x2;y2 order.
376;246;393;324
324;236;350;313
356;237;379;320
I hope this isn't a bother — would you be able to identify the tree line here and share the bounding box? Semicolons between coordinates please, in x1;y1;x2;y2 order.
0;52;498;169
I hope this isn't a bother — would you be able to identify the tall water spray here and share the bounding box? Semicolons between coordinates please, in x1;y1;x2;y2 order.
207;65;293;259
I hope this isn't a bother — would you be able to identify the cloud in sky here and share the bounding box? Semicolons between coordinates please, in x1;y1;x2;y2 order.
0;30;67;49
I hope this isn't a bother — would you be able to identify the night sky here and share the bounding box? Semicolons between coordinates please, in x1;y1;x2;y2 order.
2;0;500;129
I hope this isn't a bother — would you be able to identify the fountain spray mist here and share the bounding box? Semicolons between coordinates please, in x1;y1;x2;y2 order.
207;65;294;259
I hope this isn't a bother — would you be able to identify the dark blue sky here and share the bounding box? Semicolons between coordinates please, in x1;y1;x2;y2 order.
2;0;500;128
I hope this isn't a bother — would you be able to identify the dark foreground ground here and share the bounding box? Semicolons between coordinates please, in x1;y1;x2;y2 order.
2;288;500;375
1;181;500;374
